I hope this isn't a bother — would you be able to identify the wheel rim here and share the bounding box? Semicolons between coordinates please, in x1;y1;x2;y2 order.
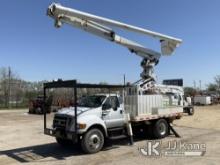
158;122;166;136
88;134;101;150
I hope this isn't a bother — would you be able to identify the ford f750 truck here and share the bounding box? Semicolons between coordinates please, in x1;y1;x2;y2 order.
44;3;191;154
43;80;187;154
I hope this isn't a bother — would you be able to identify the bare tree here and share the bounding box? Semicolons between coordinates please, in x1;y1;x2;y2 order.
0;67;8;107
0;67;21;108
214;75;220;93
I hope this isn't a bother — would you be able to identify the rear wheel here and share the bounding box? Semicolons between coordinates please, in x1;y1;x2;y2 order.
81;128;104;154
153;119;168;139
188;107;194;116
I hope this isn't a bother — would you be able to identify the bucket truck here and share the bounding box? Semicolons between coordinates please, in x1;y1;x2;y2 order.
44;3;192;154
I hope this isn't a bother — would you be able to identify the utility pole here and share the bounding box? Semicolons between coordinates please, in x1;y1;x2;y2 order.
123;74;126;104
8;67;11;109
199;80;202;91
193;80;196;89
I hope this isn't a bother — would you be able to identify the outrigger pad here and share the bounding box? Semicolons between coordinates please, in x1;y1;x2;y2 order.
168;123;181;138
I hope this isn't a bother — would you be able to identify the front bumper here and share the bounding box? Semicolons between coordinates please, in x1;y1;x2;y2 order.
44;128;78;143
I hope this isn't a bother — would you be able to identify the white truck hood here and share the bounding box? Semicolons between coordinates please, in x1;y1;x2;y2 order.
56;106;94;116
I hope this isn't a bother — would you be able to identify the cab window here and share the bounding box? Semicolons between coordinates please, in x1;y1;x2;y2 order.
105;96;120;108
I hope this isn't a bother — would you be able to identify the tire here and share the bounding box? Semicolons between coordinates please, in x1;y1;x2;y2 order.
28;109;32;114
81;128;104;154
35;107;41;114
153;119;168;139
56;138;72;146
188;107;194;116
29;108;35;114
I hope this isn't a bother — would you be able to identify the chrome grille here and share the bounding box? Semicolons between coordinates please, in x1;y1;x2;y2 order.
53;115;67;129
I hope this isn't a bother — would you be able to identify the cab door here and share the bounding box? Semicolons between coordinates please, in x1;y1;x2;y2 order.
102;96;125;128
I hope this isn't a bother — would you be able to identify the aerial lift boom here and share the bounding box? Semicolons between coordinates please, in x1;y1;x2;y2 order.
47;3;182;89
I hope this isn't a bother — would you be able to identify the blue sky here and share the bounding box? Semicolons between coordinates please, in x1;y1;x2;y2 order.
1;0;220;88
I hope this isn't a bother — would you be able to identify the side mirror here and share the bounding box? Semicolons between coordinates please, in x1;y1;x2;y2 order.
112;102;118;111
102;103;111;110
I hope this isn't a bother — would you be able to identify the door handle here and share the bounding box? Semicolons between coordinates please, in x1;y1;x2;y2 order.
102;110;111;116
120;110;123;114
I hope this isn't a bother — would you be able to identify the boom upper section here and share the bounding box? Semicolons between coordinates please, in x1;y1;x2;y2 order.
47;3;182;88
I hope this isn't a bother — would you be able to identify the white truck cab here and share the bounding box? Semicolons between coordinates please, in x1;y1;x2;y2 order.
52;93;130;153
54;94;125;135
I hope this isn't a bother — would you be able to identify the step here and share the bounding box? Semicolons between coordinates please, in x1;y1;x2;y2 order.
107;127;124;132
108;134;127;140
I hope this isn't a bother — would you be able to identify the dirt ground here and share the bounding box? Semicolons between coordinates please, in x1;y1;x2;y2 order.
0;105;220;165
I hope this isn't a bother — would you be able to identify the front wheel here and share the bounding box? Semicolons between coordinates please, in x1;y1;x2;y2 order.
81;128;104;154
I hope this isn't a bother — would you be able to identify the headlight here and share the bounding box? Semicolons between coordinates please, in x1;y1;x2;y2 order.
77;123;87;129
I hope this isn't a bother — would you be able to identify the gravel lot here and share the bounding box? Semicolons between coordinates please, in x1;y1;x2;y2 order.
0;105;220;165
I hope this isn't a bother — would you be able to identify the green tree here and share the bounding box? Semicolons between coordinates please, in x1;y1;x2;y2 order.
207;83;217;92
184;87;197;96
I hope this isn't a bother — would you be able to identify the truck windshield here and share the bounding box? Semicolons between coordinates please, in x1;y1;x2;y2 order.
77;95;106;108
